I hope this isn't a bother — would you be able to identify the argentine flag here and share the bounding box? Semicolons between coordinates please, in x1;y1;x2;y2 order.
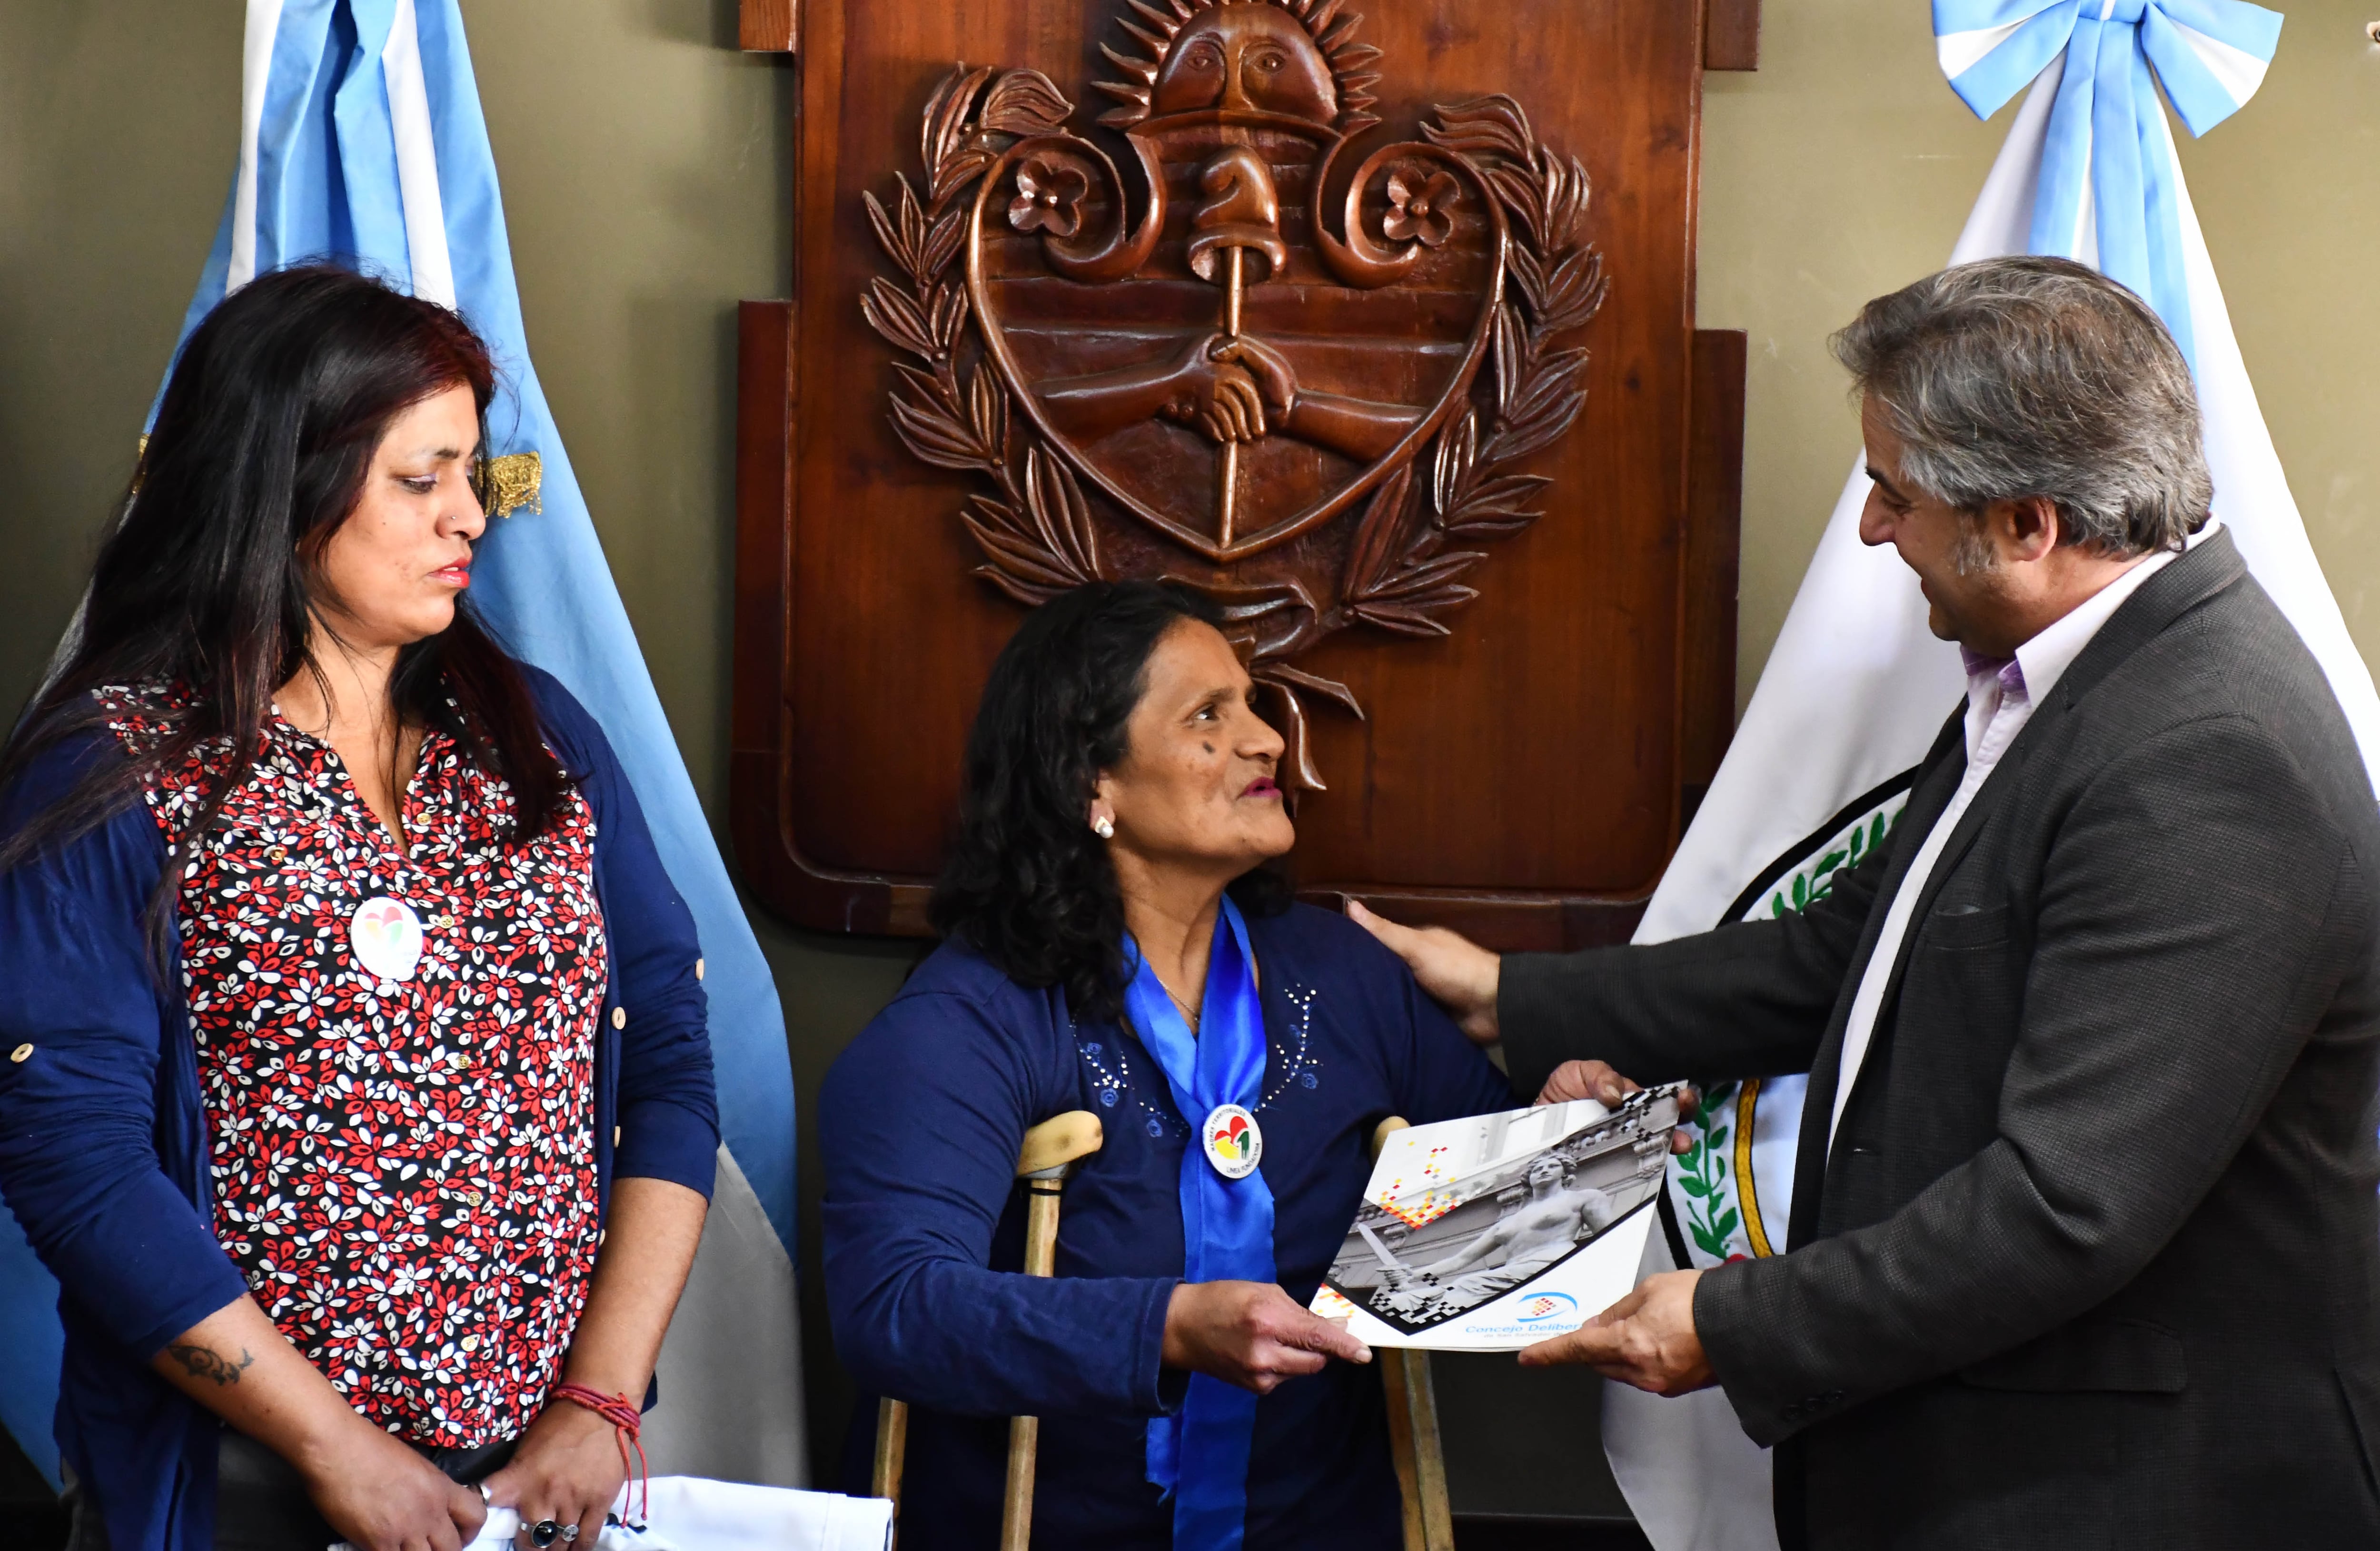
0;0;807;1490
1601;5;2380;1549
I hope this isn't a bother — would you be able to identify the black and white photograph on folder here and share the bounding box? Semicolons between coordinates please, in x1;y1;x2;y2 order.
1309;1087;1683;1351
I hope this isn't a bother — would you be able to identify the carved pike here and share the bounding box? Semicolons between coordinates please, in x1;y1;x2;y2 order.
1187;147;1284;546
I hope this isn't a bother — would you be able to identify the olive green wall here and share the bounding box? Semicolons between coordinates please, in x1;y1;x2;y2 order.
1703;3;2380;704
3;0;2375;1509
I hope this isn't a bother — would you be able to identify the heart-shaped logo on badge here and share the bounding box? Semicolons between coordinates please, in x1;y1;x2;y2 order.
1200;1103;1263;1180
349;896;424;984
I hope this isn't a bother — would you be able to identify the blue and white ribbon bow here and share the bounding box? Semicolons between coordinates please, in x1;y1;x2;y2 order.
1932;0;2283;368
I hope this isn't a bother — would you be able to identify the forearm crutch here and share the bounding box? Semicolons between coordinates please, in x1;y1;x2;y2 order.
871;1109;1106;1549
1372;1116;1455;1551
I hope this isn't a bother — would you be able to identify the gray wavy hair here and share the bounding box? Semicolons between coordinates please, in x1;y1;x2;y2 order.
1833;256;2211;557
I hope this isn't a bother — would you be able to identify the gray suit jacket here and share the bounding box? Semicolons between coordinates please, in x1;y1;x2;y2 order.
1501;532;2380;1549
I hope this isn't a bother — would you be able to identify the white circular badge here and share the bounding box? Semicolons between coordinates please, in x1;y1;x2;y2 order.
1201;1104;1263;1180
350;896;425;983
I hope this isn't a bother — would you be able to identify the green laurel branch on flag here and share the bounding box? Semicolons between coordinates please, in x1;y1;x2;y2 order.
1668;791;1914;1266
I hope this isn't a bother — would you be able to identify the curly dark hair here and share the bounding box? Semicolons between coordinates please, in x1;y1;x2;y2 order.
930;580;1290;1022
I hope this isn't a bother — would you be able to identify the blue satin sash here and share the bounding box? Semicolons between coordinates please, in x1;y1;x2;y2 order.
1124;896;1275;1551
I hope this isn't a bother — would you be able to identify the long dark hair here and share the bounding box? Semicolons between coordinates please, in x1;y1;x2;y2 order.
0;265;569;924
931;580;1290;1023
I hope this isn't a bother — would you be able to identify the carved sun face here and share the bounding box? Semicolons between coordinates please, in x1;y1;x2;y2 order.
1095;0;1381;134
1153;6;1337;123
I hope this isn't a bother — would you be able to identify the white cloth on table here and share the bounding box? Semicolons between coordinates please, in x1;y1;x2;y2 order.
336;1478;892;1551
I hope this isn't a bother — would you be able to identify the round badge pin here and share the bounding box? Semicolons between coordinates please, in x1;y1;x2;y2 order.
1201;1103;1262;1180
349;896;425;983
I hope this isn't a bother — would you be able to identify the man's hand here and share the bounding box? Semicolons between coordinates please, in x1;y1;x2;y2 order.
1537;1060;1699;1155
1162;1281;1372;1394
483;1401;626;1551
1518;1269;1714;1396
1346;900;1501;1045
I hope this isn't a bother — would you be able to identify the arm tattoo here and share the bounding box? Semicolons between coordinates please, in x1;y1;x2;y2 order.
167;1342;257;1387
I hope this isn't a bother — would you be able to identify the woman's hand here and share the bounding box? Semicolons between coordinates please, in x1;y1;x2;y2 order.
482;1402;626;1550
149;1297;484;1551
1162;1281;1372;1394
1345;900;1502;1044
484;1178;708;1547
298;1419;487;1551
1537;1060;1698;1154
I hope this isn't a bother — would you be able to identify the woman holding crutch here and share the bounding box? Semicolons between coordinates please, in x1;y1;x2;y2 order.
0;266;716;1551
819;582;1518;1549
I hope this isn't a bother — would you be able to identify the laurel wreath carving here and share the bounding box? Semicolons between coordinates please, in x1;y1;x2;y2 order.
1328;99;1607;643
863;66;1605;787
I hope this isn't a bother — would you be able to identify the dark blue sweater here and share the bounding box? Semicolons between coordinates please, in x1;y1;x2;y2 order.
820;903;1517;1549
0;671;719;1551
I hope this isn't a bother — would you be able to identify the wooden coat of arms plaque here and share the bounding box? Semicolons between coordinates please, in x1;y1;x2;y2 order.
734;0;1747;948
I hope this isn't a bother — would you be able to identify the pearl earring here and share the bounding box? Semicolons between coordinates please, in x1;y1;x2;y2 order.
1092;815;1115;840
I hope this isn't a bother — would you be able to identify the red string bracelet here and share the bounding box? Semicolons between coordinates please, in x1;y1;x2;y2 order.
552;1382;649;1529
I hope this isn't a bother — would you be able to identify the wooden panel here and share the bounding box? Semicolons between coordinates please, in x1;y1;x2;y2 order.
733;0;1735;950
734;302;935;934
1705;0;1760;71
1680;328;1745;833
740;0;797;54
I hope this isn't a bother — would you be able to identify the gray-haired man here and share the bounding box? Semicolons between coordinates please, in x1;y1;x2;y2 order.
1356;256;2380;1547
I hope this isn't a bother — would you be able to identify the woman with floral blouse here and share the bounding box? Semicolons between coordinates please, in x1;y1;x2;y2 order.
0;266;717;1551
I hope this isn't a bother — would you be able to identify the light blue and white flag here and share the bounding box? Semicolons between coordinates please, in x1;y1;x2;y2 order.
1601;7;2380;1549
0;0;807;1491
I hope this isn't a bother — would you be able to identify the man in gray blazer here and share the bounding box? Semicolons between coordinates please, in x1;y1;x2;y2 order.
1356;256;2380;1547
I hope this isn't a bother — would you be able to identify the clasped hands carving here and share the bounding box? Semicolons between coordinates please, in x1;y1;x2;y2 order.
1038;329;1419;463
1160;332;1292;446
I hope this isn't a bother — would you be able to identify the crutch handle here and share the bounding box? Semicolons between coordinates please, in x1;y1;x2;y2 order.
874;1109;1109;1540
1003;1110;1104;1550
1018;1110;1104;1179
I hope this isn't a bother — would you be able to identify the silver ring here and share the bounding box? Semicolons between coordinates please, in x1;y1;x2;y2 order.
530;1520;563;1549
480;1483;494;1504
561;1528;580;1543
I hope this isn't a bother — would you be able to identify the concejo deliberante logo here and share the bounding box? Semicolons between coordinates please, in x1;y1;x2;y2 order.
1515;1293;1577;1323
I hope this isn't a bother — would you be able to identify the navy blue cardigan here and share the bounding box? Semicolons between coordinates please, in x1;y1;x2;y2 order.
820;905;1517;1549
0;671;719;1551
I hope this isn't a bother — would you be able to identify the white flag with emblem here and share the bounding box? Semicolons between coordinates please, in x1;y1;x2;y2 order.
1600;5;2380;1548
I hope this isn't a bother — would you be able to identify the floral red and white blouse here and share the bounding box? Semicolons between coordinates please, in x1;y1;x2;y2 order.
102;686;608;1448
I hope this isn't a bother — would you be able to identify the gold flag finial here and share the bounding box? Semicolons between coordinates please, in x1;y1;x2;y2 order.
480;452;543;518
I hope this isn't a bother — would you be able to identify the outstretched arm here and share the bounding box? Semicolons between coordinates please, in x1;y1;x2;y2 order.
1038;333;1266;444
1414;1222;1518;1281
1212;337;1422;462
1349;768;1916;1098
1560;720;2371;1436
